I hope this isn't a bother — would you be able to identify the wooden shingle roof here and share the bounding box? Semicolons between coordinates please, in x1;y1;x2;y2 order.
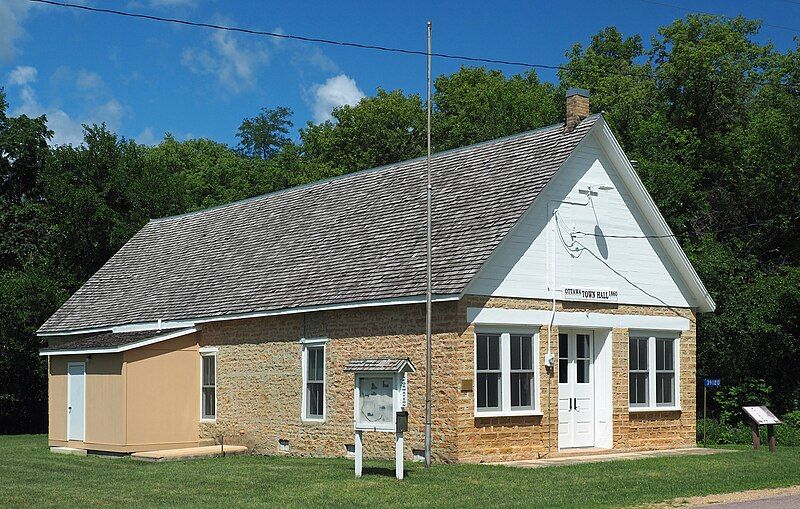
39;116;600;333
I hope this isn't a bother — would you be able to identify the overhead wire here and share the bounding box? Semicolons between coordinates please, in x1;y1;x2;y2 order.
26;0;800;90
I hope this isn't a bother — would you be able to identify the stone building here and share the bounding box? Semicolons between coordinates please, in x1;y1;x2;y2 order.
40;90;714;462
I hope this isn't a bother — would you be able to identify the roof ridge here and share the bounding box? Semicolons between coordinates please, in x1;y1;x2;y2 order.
150;118;589;224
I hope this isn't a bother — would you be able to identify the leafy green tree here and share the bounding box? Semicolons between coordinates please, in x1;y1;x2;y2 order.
433;67;560;150
236;106;293;160
301;89;426;172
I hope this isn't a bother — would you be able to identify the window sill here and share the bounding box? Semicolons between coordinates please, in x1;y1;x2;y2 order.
629;406;681;413
302;417;326;424
475;410;543;418
200;418;217;423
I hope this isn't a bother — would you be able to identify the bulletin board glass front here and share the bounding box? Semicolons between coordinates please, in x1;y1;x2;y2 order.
357;376;393;429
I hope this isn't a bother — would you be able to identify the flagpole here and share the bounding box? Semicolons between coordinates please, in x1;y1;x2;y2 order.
424;19;433;469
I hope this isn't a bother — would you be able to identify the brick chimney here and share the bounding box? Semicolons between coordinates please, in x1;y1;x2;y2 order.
565;88;590;132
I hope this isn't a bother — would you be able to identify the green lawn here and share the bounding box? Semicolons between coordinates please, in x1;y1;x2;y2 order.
2;436;800;508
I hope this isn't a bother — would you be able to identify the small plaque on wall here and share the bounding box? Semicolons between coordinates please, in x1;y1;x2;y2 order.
460;378;473;392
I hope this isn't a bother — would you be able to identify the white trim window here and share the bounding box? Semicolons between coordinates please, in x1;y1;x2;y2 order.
475;330;539;416
301;338;327;421
200;350;217;420
628;334;680;410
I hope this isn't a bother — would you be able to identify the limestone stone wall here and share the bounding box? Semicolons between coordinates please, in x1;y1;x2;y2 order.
198;301;467;461
198;295;697;463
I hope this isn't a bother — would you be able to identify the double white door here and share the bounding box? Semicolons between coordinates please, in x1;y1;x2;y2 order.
558;331;594;448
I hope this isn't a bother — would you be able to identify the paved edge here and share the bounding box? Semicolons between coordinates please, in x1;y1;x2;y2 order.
640;485;800;508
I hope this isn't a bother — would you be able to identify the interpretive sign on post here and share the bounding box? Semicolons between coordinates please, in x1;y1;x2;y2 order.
743;406;781;452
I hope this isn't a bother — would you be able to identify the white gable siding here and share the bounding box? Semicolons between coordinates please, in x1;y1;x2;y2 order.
467;131;695;309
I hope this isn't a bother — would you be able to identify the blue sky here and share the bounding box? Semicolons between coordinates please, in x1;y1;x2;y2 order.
1;0;798;147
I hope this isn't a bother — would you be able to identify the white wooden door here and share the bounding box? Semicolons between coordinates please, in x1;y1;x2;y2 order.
557;332;595;448
67;362;85;441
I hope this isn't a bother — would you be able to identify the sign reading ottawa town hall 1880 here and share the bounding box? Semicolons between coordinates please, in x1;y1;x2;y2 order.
562;286;619;303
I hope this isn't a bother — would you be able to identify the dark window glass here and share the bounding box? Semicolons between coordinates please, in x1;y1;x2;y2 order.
577;360;589;384
629;373;648;405
655;338;675;405
656;373;674;405
201;354;216;418
559;359;568;384
477;373;501;409
511;373;533;408
629;338;649;406
305;346;325;418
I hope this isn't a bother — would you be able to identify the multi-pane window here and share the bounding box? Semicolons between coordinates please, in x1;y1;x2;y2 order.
476;334;502;410
656;338;675;406
510;334;534;410
629;337;649;407
576;334;591;384
629;336;678;408
201;353;216;420
303;344;325;420
476;332;538;415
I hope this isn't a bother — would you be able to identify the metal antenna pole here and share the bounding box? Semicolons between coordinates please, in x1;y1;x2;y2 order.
424;19;433;469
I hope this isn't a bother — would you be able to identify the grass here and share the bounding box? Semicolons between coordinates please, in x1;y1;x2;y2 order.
2;436;800;508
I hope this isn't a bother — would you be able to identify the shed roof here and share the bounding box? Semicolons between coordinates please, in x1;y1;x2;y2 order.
39;116;600;334
344;358;416;373
39;328;197;355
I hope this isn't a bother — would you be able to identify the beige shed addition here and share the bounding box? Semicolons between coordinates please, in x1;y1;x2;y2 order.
43;328;203;453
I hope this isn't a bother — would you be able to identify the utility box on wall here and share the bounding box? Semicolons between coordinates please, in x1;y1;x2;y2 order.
344;358;416;479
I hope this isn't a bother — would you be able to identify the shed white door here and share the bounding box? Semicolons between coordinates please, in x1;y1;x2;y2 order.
67;362;85;441
557;331;595;449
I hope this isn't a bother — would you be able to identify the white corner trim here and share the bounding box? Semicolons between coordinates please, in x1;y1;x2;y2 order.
38;293;461;337
467;307;691;331
39;327;198;356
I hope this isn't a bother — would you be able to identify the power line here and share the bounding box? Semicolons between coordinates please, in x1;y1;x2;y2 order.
572;222;763;239
635;0;800;33
27;0;800;90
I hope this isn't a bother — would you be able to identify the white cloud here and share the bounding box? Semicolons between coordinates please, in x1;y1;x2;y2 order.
0;0;33;61
75;69;103;90
7;65;37;86
5;65;126;146
309;74;365;123
181;30;270;93
135;127;157;145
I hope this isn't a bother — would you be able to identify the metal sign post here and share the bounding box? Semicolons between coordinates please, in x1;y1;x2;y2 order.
702;378;721;446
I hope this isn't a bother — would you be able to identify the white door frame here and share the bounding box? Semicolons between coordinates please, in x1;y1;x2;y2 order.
66;361;86;442
558;329;596;449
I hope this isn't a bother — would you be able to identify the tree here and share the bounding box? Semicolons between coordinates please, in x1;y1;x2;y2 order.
236;106;293;159
301;89;426;172
433;67;560;150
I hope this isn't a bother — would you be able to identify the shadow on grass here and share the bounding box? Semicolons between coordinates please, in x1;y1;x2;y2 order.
361;466;408;478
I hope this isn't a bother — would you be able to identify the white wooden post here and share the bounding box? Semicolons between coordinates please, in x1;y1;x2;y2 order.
355;430;363;477
395;432;404;480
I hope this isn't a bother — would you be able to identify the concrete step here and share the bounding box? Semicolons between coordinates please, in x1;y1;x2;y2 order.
50;446;87;456
132;445;248;462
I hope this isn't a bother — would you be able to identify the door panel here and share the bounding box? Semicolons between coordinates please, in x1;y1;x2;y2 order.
67;362;85;441
559;332;595;449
